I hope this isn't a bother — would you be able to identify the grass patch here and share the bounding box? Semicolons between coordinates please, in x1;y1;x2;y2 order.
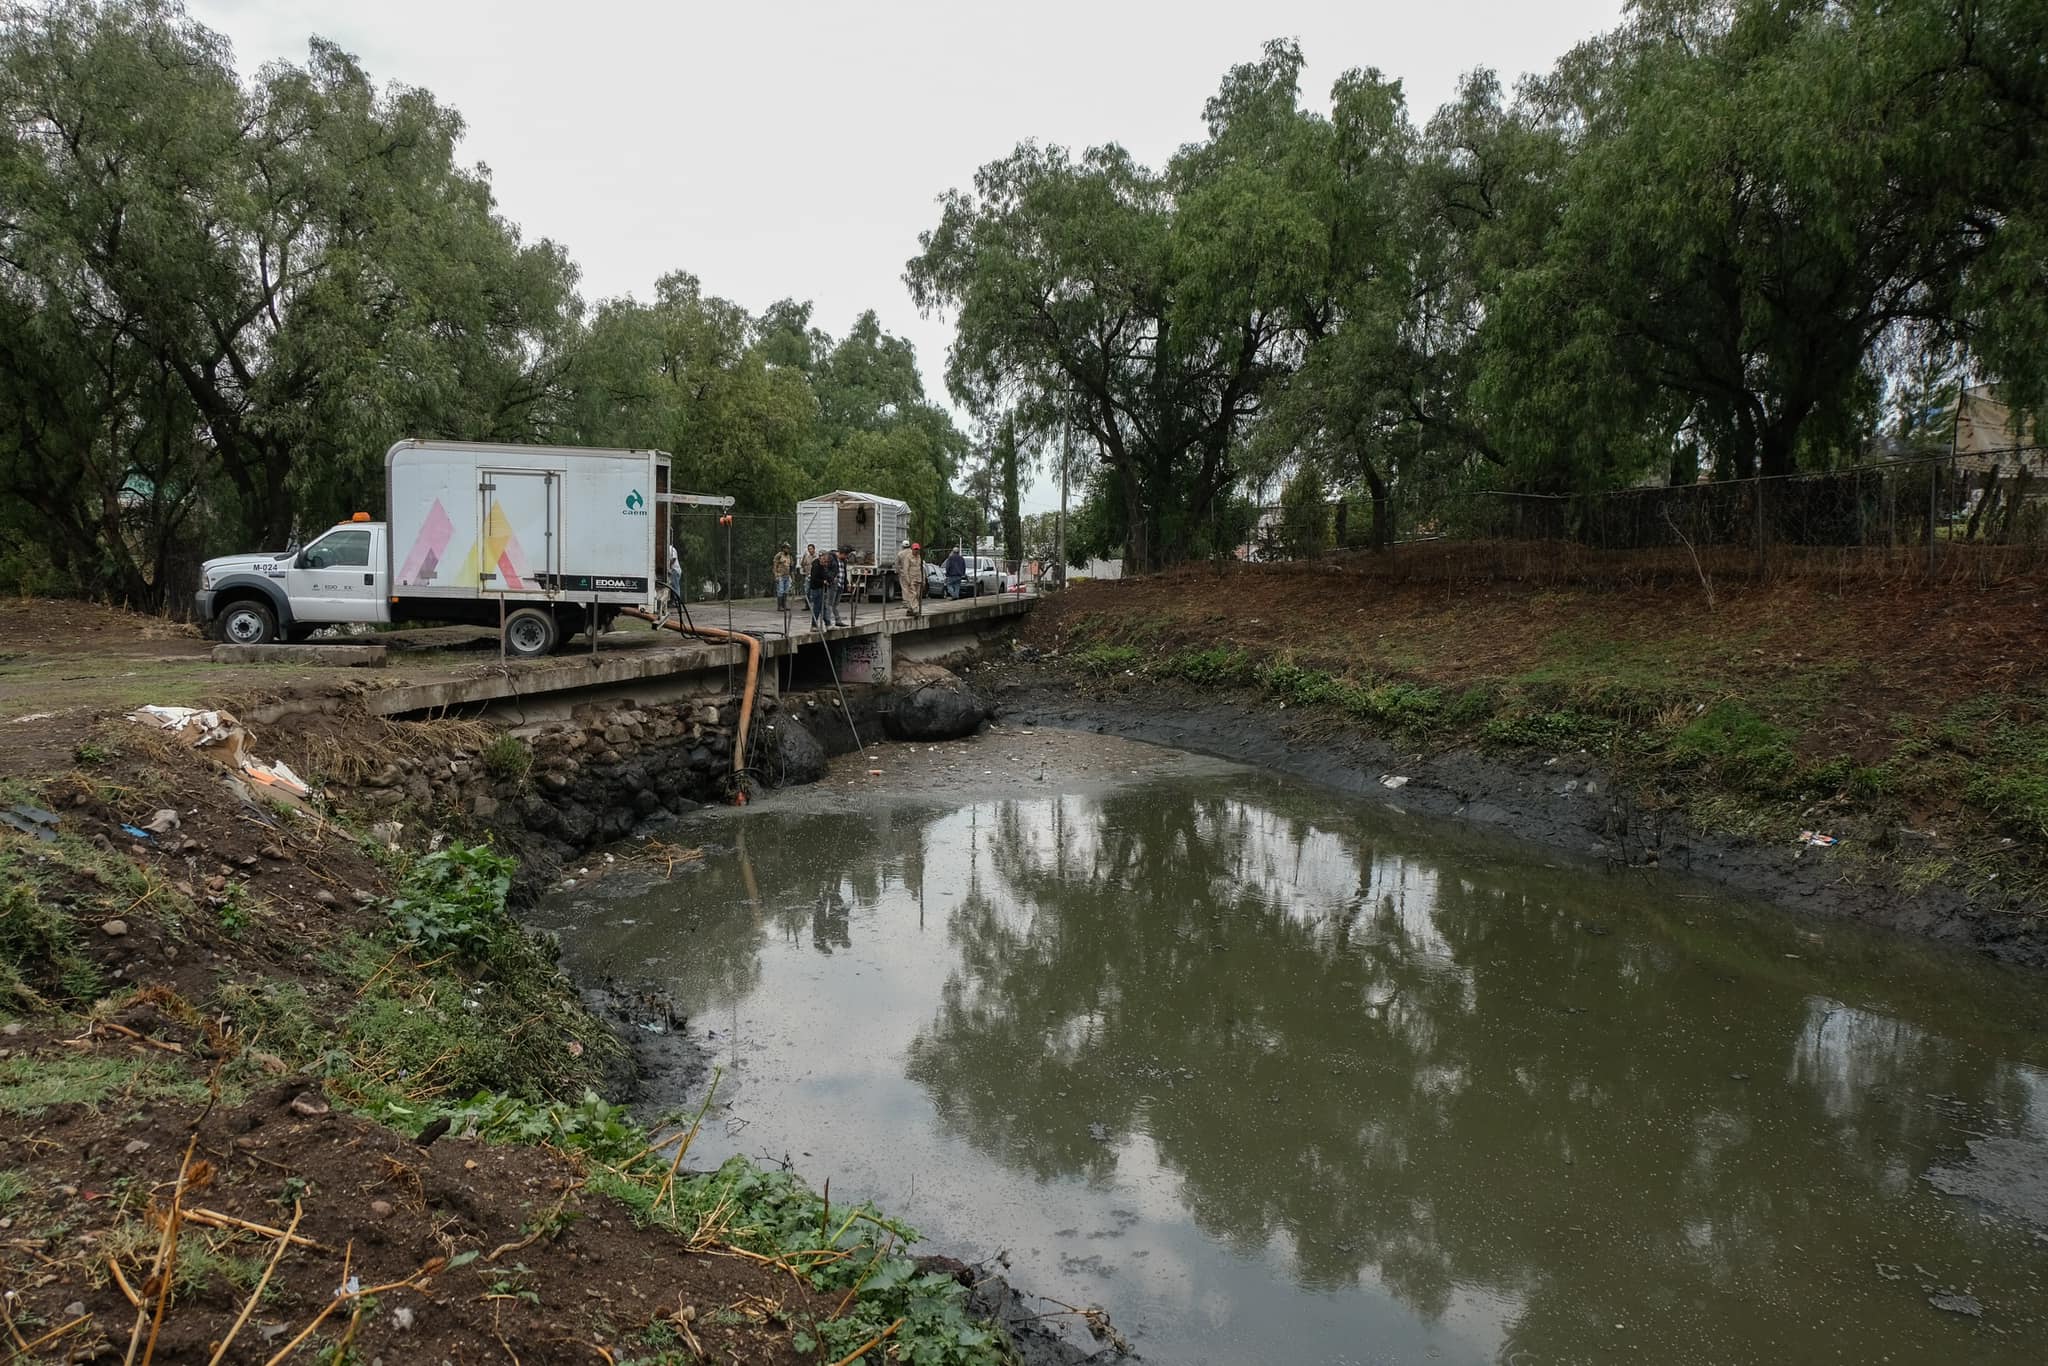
1480;709;1615;750
0;876;102;1011
1157;646;1256;687
212;978;328;1067
331;841;623;1106
1069;643;1143;676
0;1168;26;1208
481;732;531;781
1665;700;1798;793
0;1054;219;1117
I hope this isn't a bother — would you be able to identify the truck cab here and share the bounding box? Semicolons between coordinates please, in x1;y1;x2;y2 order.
197;517;391;645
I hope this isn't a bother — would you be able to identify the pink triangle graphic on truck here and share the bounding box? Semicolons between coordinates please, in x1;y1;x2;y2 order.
397;499;454;586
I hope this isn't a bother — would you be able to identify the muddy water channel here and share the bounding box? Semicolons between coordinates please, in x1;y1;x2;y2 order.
533;732;2048;1365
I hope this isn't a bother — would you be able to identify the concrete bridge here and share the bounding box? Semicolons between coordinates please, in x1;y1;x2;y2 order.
353;591;1032;717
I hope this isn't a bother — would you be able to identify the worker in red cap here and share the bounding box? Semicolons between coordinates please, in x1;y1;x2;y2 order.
896;538;925;618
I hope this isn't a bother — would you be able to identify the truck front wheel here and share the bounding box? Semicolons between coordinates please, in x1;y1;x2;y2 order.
217;599;278;646
503;607;558;659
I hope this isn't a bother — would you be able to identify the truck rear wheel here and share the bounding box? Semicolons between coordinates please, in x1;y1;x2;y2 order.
217;599;278;646
503;607;558;659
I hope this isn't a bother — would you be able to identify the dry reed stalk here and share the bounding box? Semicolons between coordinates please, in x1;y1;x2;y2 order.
122;1134;198;1366
106;1255;142;1308
823;1316;904;1366
828;1231;896;1321
205;1201;303;1366
256;1255;441;1365
3;1313;91;1363
654;1067;722;1219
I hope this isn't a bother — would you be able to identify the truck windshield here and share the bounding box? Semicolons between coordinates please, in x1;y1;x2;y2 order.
302;529;372;569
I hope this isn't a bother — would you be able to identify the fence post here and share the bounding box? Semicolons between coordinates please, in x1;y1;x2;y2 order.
1754;471;1767;578
1927;459;1939;574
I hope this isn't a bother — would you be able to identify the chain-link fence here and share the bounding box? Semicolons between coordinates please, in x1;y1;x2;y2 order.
1248;452;2048;587
665;511;790;603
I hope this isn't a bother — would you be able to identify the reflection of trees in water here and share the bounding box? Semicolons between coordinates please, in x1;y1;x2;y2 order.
903;780;2040;1359
587;805;952;1007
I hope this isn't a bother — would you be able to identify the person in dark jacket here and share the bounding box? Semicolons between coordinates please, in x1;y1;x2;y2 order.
944;546;967;599
808;547;833;626
831;544;851;625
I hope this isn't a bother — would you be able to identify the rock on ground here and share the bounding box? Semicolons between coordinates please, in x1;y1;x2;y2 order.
762;716;827;786
886;667;991;742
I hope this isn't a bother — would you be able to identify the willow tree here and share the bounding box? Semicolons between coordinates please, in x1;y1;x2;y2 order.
907;137;1284;570
0;0;580;600
1483;0;2048;482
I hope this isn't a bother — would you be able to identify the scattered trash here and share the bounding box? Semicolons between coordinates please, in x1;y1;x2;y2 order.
1927;1292;1982;1318
1087;1122;1111;1143
8;711;54;724
868;768;883;776
141;807;181;834
1;804;59;842
1381;775;1409;789
1798;831;1839;847
129;705;311;806
119;824;153;841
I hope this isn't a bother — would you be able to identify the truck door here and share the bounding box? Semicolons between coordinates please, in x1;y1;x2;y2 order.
284;527;384;623
477;470;559;593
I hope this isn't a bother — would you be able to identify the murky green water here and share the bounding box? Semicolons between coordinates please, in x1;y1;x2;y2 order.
534;742;2048;1365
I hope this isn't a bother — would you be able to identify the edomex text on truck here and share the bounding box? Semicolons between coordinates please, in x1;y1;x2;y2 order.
196;440;729;657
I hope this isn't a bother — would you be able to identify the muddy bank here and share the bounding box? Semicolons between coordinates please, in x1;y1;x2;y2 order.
990;665;2048;968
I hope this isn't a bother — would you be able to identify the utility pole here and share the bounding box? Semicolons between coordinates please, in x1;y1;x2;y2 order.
1057;425;1070;588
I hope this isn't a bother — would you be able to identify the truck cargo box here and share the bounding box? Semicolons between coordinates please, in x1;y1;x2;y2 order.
387;440;667;605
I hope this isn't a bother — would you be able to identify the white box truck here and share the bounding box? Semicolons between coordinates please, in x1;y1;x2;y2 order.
795;490;911;600
196;440;726;657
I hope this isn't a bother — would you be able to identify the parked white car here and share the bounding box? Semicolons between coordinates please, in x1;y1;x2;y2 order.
925;555;1005;598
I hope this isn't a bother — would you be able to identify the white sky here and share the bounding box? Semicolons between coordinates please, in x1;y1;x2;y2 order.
187;0;1624;510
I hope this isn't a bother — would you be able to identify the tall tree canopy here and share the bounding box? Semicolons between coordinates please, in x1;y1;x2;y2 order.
0;0;966;604
0;0;580;598
916;0;2048;563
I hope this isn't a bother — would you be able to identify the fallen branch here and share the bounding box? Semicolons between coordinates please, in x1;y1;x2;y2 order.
483;1228;546;1264
206;1200;303;1366
2;1314;91;1364
184;1207;332;1250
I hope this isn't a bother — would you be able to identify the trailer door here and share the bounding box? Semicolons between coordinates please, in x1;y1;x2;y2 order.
477;469;559;592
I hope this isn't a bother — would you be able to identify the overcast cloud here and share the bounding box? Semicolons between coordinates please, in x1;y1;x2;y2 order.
186;0;1623;508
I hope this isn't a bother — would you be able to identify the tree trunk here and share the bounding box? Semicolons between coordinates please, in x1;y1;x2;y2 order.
1364;465;1391;551
1966;466;2000;541
1119;462;1151;572
998;420;1024;579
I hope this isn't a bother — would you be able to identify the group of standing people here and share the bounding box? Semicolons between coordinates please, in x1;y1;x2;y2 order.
765;538;974;626
777;542;851;626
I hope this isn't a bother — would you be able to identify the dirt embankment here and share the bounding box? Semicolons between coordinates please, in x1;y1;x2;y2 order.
998;567;2048;966
0;616;1036;1364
